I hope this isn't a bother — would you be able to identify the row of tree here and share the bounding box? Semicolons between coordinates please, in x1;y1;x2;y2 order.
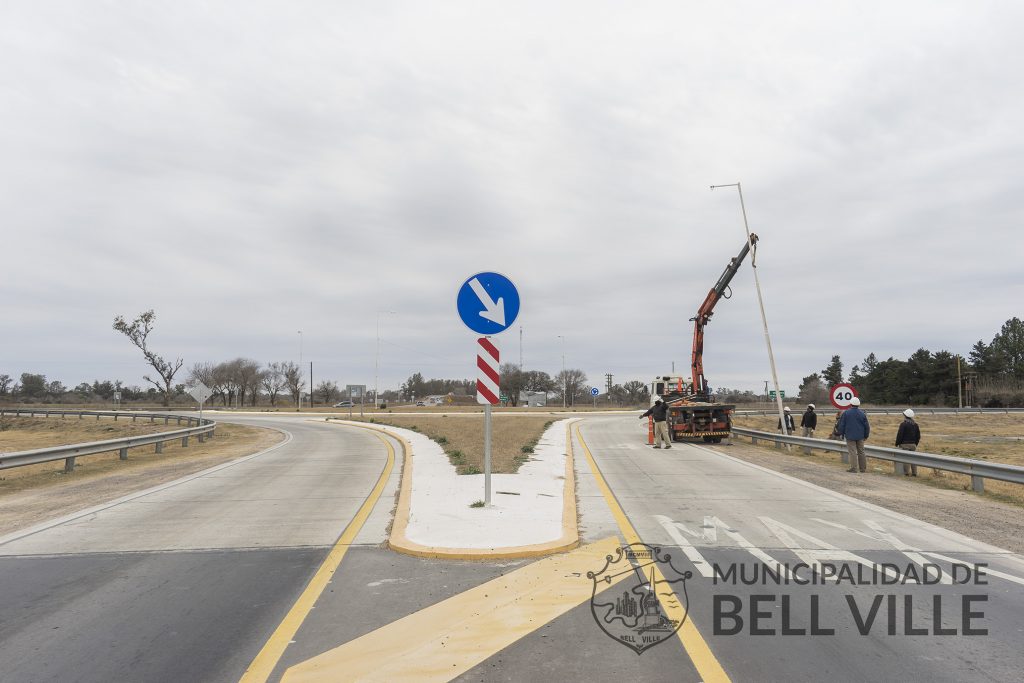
797;317;1024;407
0;373;185;403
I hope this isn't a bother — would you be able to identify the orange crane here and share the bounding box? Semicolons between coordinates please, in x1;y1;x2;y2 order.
691;233;759;400
650;234;758;442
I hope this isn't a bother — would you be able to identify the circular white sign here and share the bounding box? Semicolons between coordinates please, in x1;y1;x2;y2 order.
829;383;858;409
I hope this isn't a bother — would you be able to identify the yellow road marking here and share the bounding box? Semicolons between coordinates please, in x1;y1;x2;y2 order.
281;536;628;683
574;424;731;683
238;428;396;683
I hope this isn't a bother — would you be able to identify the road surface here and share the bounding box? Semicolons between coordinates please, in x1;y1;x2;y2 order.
1;413;1021;682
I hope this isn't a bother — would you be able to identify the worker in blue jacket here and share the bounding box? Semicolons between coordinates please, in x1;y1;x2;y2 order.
836;397;870;472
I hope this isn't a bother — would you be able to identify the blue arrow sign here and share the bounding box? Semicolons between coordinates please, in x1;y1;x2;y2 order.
591;387;600;396
456;272;521;335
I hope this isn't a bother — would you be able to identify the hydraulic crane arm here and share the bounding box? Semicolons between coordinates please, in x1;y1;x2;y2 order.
690;234;759;399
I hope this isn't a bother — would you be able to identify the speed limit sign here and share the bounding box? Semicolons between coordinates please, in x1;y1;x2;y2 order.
829;383;858;409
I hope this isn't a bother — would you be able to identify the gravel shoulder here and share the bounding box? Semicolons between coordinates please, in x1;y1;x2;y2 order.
707;439;1024;555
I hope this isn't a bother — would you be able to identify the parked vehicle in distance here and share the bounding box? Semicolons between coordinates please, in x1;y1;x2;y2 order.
415;401;426;406
333;400;354;408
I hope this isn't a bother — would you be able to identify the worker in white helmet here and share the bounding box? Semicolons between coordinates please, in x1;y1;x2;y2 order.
777;406;796;433
895;408;921;476
800;404;817;438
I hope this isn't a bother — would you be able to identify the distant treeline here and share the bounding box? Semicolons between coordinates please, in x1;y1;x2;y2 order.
795;317;1024;407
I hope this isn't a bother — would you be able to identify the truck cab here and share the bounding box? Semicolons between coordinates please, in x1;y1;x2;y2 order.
650;376;693;404
649;375;732;443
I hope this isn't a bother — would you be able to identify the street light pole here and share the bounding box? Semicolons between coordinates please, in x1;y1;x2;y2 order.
298;330;303;411
374;310;395;409
558;335;566;408
711;182;788;434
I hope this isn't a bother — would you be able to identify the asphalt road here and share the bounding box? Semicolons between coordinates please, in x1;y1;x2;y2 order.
570;415;1024;682
1;412;1022;682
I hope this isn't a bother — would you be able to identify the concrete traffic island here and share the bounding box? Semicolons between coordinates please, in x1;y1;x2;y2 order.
330;418;579;559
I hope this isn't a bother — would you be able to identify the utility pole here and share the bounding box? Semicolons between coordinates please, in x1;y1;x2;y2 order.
712;181;788;434
298;330;303;410
558;335;566;408
375;310;395;409
310;361;314;408
957;355;963;409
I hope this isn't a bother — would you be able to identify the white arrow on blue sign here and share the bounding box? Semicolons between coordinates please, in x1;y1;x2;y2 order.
591;387;600;396
456;272;521;336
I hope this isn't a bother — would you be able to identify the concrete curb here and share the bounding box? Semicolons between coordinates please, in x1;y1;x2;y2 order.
326;418;579;560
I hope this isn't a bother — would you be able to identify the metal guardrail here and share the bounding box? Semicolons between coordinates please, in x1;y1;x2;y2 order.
0;409;217;473
734;407;1024;416
730;427;1024;493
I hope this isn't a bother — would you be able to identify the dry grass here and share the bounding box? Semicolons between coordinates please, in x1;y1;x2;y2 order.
348;414;556;474
734;412;1024;506
0;418;281;492
0;415;171;453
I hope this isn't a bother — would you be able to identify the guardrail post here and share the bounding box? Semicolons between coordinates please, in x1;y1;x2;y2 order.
971;476;985;493
119;447;128;461
114;413;118;421
150;415;155;423
155;442;164;454
164;417;169;425
79;412;84;419
132;415;137;422
181;436;189;447
840;449;850;465
64;456;76;472
198;432;206;443
97;414;101;420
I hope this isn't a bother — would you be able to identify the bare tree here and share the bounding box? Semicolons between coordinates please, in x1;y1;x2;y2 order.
554;368;588;407
233;358;262;407
282;361;304;406
215;360;241;407
262;362;286;406
499;363;523;406
316;380;340;405
0;374;12;395
112;310;183;406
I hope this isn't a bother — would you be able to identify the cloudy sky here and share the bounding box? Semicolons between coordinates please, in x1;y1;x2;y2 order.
2;1;1022;396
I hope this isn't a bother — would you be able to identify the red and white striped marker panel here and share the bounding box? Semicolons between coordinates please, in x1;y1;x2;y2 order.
476;337;500;405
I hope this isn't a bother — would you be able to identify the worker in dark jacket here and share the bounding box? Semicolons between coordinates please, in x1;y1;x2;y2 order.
895;408;921;476
800;404;817;437
777;406;796;433
837;397;870;472
640;399;672;449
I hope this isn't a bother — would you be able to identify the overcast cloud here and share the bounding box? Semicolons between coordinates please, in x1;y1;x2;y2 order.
2;1;1022;395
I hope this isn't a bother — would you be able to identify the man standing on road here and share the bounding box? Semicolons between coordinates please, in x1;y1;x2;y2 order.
895;408;921;476
837;397;870;472
640;399;672;449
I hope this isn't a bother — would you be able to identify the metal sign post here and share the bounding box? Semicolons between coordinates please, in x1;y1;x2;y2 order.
187;383;213;424
458;272;520;507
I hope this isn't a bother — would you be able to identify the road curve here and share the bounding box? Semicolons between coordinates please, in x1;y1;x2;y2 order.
0;415;394;683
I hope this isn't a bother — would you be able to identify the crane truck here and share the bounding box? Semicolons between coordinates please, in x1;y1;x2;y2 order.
650;234;759;443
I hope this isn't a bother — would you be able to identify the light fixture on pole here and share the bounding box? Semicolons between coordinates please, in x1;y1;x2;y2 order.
298;330;303;410
374;310;395;409
711;182;788;434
